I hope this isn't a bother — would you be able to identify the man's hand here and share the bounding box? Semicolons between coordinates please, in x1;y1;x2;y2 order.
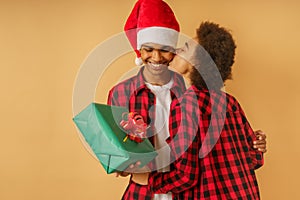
115;171;130;178
115;161;150;177
253;130;267;153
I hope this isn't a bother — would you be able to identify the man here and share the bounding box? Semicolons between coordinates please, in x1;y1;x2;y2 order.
108;0;184;199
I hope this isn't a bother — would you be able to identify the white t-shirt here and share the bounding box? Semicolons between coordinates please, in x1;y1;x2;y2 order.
145;79;173;200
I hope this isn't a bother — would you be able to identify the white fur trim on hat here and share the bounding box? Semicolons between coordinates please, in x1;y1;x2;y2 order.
135;57;143;66
137;27;179;49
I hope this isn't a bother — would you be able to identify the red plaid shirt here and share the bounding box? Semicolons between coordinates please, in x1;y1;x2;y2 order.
107;67;186;200
149;85;264;200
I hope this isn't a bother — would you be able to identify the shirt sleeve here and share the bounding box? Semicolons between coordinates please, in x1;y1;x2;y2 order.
149;97;200;194
107;84;130;107
107;87;118;106
239;103;264;170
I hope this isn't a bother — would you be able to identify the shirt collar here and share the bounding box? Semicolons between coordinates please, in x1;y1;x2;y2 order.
133;66;185;95
133;66;149;95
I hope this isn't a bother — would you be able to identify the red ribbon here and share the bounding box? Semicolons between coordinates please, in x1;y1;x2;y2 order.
120;112;147;143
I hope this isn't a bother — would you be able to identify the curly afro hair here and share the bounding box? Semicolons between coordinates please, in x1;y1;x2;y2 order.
190;21;236;90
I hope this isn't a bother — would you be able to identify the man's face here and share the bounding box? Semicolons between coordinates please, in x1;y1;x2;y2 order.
140;43;175;77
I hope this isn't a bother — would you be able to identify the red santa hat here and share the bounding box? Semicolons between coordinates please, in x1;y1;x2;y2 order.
124;0;180;65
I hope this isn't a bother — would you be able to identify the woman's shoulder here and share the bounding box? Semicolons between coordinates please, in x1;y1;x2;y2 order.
179;86;243;113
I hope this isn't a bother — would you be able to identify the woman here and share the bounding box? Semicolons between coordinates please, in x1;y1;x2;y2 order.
133;21;265;200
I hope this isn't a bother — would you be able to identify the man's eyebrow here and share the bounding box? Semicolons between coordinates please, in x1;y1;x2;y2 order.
161;45;173;50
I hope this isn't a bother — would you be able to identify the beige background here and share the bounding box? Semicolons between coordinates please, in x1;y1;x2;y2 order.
1;0;299;199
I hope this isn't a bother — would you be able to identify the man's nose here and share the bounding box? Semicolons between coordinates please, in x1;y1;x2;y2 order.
151;49;162;62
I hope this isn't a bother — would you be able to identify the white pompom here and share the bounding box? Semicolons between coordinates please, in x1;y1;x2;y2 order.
135;57;143;66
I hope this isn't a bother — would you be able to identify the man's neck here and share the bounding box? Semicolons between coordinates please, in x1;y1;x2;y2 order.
143;70;172;86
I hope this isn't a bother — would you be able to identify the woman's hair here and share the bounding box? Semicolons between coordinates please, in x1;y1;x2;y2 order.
190;21;237;90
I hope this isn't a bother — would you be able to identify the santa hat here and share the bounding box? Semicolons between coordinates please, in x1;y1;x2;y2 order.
124;0;180;66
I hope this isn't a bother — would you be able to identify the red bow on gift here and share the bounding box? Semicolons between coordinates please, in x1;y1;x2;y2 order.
120;112;147;143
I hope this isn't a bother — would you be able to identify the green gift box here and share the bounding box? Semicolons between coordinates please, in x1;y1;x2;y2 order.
73;103;157;174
